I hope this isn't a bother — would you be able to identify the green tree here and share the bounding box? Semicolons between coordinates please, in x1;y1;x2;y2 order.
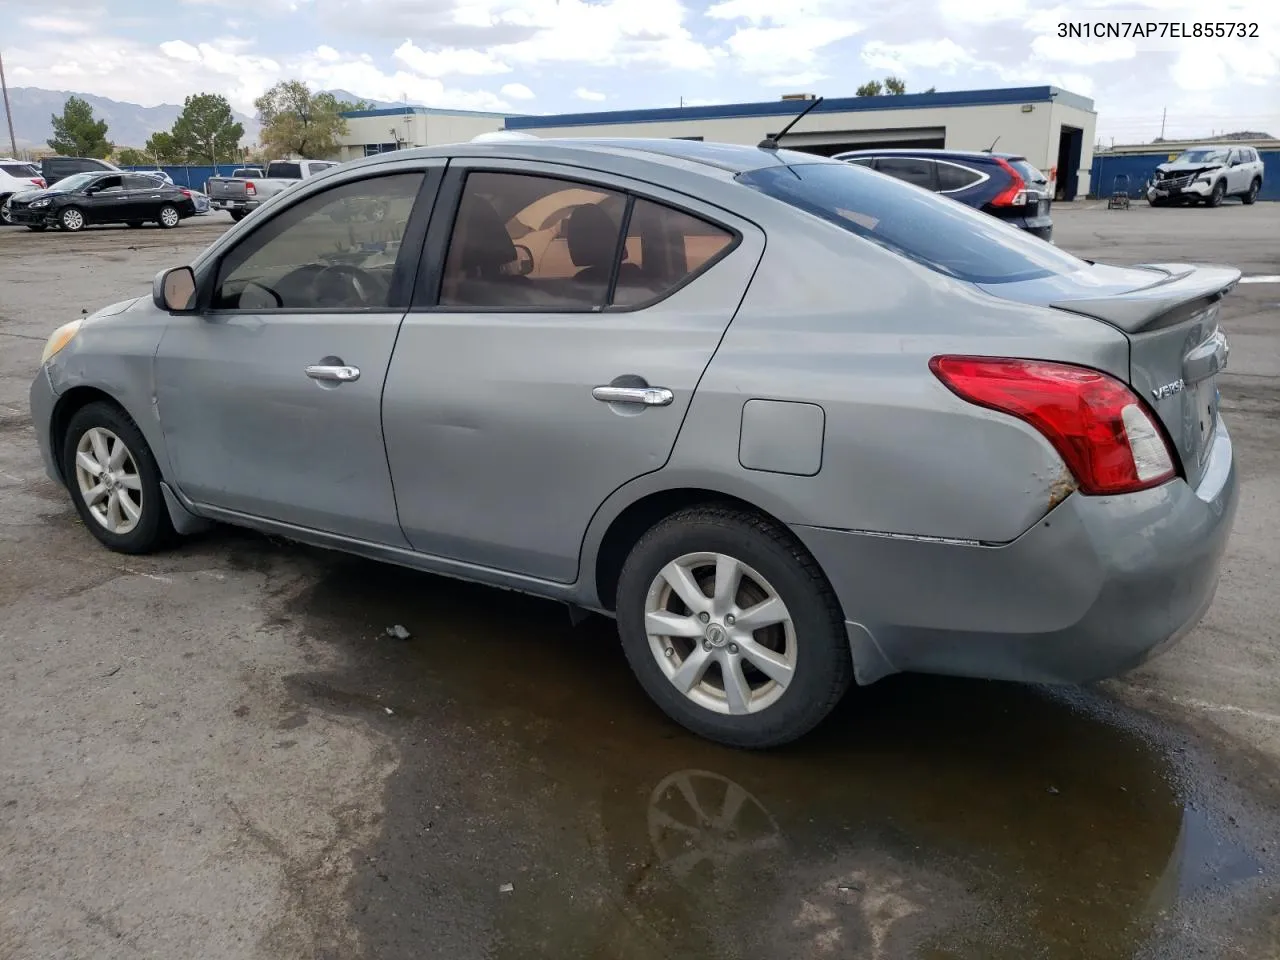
883;75;906;95
144;131;185;164
254;81;354;159
115;147;150;166
47;96;111;157
171;93;245;163
855;80;883;97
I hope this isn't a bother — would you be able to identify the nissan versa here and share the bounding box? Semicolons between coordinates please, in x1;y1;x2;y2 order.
29;139;1238;748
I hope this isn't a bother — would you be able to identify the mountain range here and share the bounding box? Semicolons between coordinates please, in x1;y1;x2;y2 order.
0;87;418;154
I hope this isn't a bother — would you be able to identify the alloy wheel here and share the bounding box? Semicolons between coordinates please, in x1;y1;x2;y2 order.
74;427;144;535
160;206;180;228
61;208;84;231
643;551;797;716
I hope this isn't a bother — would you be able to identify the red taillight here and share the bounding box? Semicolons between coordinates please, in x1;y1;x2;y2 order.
930;356;1176;496
244;181;256;195
180;188;192;197
33;178;46;189
990;157;1027;207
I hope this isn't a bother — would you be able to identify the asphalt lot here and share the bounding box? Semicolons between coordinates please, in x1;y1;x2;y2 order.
1;205;1278;959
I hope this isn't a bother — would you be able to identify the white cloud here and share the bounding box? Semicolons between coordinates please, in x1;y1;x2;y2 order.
393;40;511;76
574;87;606;101
500;81;535;99
861;39;976;73
707;0;861;78
20;15;94;33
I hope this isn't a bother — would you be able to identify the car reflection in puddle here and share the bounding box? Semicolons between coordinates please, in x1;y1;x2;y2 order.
260;546;1269;960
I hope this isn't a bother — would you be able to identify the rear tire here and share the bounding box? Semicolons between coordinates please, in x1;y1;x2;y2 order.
61;402;174;555
1242;179;1261;205
229;210;247;223
1207;180;1226;207
157;204;181;229
615;505;852;748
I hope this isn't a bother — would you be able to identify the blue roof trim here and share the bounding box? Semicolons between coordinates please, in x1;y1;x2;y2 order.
505;86;1094;130
342;106;517;119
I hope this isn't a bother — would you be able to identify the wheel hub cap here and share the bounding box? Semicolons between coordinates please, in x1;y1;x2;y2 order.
704;622;729;647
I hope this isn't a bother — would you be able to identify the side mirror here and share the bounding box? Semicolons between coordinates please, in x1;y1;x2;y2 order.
154;266;197;313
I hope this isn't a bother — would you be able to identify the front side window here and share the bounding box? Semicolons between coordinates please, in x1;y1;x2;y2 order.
874;157;938;190
212;172;424;311
738;161;1086;284
846;157;875;167
93;175;125;193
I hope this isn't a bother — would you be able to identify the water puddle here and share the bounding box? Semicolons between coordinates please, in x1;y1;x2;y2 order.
275;552;1269;960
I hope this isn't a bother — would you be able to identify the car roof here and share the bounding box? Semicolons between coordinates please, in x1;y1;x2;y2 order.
345;137;843;177
834;148;1027;162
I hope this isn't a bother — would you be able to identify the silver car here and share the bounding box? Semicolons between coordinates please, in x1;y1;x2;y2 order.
29;139;1239;747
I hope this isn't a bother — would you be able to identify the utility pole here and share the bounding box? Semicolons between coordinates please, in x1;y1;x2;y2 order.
1160;106;1166;140
0;49;18;158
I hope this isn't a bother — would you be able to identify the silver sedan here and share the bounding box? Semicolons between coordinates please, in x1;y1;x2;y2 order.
29;139;1239;747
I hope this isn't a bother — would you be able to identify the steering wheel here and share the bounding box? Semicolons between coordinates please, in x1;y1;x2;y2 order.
309;264;384;307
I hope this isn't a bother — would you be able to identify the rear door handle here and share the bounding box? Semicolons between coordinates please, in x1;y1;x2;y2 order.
306;364;361;383
592;385;674;406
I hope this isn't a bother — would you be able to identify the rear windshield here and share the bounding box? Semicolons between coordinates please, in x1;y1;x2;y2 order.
1009;159;1048;184
1;163;39;177
737;162;1085;284
267;162;302;179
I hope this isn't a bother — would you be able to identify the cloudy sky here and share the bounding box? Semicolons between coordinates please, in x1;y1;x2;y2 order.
5;0;1278;143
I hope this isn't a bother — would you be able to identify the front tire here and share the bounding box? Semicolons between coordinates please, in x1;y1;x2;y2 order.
615;505;852;748
61;402;174;554
1207;180;1226;207
0;197;12;225
59;206;86;231
1242;179;1261;205
157;204;181;229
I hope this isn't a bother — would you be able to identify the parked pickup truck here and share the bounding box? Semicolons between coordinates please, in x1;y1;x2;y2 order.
205;159;339;221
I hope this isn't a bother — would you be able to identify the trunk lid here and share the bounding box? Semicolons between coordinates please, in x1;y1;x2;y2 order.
978;262;1239;488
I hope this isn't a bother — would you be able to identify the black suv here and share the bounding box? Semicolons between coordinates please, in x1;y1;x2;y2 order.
40;156;120;187
833;149;1054;241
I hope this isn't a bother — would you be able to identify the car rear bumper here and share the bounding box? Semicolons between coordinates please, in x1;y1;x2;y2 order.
29;366;61;484
793;416;1238;686
210;198;259;212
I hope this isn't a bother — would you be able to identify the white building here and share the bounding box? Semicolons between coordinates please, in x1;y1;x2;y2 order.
338;85;1097;200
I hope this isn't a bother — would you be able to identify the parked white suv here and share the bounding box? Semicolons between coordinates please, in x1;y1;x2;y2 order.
0;159;46;225
1147;146;1266;207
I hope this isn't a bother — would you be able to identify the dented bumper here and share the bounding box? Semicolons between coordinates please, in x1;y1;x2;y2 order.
793;416;1238;686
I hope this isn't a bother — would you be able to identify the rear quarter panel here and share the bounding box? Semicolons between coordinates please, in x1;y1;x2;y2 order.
658;207;1132;545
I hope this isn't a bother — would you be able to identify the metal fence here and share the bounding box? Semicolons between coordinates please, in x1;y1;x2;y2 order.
120;165;250;192
1088;151;1279;201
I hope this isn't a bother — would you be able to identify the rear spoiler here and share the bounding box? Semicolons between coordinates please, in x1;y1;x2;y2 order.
1049;263;1241;333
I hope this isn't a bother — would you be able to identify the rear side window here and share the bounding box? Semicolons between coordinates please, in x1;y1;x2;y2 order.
936;161;983;191
124;174;163;189
267;162;302;179
1;163;39;177
738;162;1086;284
612;199;734;307
875;157;937;190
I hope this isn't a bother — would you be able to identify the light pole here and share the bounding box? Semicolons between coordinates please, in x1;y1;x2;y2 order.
0;49;18;157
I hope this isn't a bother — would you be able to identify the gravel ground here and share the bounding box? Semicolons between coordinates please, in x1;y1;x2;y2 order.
1;204;1277;960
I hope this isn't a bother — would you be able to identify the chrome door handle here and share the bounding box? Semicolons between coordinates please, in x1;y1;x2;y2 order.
592;385;674;406
305;364;361;383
